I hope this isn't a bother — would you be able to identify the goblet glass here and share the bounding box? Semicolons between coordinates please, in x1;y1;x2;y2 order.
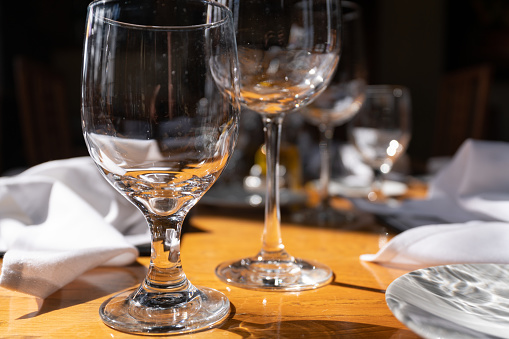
216;0;341;291
297;0;367;226
348;85;412;202
81;0;240;334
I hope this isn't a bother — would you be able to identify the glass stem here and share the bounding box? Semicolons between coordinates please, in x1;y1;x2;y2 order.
131;213;196;306
318;123;334;209
370;168;385;201
259;114;291;260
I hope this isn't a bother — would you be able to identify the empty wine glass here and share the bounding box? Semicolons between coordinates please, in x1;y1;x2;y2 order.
215;0;341;291
348;85;412;202
297;1;367;226
81;0;240;334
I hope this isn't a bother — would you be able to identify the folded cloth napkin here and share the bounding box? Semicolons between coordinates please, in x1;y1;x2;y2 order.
361;221;509;268
354;139;509;229
0;157;149;299
358;139;509;268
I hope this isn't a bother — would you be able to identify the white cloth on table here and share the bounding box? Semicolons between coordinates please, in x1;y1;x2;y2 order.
0;157;148;299
358;139;509;268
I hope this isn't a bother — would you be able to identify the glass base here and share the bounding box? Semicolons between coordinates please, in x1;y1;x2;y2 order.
215;256;333;291
99;286;230;335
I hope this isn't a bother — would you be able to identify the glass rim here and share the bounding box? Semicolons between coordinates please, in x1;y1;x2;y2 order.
87;0;232;31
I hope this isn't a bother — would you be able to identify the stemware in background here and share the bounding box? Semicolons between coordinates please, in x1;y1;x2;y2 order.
81;0;240;334
348;85;412;202
297;0;367;225
216;0;341;291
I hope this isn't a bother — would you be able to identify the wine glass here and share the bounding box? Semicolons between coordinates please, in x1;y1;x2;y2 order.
81;0;240;334
297;0;367;226
215;0;341;291
348;85;412;202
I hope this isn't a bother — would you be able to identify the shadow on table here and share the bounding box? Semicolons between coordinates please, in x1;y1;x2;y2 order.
221;304;413;338
17;263;148;319
330;280;385;294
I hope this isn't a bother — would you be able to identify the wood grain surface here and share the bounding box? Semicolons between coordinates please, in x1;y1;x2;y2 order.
0;189;426;338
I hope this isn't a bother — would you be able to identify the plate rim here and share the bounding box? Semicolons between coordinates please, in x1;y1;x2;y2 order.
386;263;509;339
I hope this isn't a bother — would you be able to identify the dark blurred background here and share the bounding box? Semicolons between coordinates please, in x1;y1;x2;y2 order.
1;0;509;174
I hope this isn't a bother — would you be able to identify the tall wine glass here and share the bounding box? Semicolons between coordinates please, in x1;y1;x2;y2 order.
81;0;240;334
216;0;341;291
297;1;367;225
348;85;412;202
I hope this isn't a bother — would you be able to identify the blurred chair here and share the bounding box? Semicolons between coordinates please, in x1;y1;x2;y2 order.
433;64;492;157
14;56;75;166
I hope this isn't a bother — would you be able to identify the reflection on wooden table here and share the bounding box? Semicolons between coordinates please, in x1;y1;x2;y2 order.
0;183;427;338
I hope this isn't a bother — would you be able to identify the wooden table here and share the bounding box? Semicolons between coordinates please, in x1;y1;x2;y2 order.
0;192;425;338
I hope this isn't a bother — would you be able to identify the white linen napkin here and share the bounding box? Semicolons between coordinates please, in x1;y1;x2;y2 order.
354;139;509;228
358;139;509;268
361;221;509;268
0;157;149;299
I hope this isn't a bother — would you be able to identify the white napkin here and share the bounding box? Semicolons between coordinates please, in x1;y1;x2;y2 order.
0;157;149;299
359;139;509;268
361;221;509;268
354;139;509;228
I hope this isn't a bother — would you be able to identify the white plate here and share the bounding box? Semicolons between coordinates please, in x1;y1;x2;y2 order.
386;264;509;339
